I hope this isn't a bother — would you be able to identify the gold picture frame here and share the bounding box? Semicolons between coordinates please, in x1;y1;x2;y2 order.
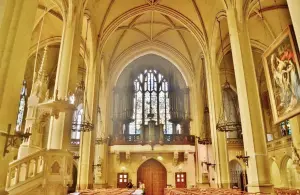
262;25;300;124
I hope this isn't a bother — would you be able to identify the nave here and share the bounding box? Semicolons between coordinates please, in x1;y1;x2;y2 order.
2;0;300;195
74;187;300;195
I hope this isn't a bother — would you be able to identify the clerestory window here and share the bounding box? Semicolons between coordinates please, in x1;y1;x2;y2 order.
16;80;27;132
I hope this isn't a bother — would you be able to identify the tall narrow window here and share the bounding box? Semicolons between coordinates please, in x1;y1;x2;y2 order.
280;120;292;136
16;80;27;132
129;69;172;134
72;104;84;140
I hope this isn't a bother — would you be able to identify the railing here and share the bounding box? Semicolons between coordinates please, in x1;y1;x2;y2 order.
267;135;292;151
110;134;195;145
6;149;46;189
6;149;73;194
110;134;141;145
163;134;195;145
227;138;243;147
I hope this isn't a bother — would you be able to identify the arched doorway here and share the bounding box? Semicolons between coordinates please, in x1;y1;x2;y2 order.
68;165;77;193
229;160;246;190
137;159;167;195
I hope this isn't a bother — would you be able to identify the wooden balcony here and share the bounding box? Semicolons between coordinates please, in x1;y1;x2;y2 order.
110;134;195;146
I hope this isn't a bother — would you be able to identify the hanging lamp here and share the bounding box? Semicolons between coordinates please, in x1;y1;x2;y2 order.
216;19;242;132
198;62;212;145
72;21;94;133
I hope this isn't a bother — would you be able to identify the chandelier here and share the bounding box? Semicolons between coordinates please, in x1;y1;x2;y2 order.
198;65;212;145
71;21;94;133
216;19;241;132
198;106;212;145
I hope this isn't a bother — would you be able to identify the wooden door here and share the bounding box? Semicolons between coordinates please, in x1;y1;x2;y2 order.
175;172;186;188
117;173;128;188
137;159;167;195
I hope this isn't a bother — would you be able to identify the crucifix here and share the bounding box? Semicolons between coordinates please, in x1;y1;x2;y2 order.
0;124;31;157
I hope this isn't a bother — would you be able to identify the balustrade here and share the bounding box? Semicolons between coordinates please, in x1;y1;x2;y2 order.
110;134;195;145
6;149;73;194
163;134;195;145
6;149;45;189
267;135;292;151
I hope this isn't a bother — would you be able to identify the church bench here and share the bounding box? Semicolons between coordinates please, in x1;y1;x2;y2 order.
164;188;274;195
77;188;135;195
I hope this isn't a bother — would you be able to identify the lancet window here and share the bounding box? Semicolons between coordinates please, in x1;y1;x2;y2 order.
16;80;27;132
128;69;172;134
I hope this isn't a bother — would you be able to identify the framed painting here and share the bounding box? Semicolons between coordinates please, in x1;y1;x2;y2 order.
262;25;300;124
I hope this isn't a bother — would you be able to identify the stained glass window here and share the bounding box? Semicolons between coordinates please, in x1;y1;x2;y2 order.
280;120;292;136
129;69;172;134
16;80;27;132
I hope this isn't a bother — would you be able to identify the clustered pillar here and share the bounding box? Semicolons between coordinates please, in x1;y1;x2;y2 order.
226;3;272;193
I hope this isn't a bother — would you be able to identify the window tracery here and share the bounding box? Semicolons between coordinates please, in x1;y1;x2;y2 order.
129;69;172;134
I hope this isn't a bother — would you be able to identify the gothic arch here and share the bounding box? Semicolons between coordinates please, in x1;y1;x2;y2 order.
269;157;282;187
136;158;169;173
108;42;194;88
280;155;293;188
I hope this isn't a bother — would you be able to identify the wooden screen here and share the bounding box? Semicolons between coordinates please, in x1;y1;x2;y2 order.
175;172;186;188
137;159;167;195
117;173;128;188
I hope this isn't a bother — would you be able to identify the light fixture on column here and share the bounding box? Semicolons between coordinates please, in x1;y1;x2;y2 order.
71;21;94;133
92;163;102;169
73;152;80;160
0;124;32;157
201;161;216;170
216;19;242;132
236;151;250;166
95;135;110;145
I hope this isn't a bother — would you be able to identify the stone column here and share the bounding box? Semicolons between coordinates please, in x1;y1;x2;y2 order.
77;47;99;190
226;4;273;193
287;0;300;50
47;1;84;150
92;57;109;188
0;0;38;145
0;0;38;192
205;57;230;188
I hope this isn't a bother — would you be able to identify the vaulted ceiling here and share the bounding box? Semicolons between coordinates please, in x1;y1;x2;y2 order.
28;0;292;87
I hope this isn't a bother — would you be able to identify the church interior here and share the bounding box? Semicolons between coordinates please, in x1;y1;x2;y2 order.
1;0;300;194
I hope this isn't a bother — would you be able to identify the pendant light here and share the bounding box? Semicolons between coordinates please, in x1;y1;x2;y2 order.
198;60;212;145
72;20;94;133
216;19;242;132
